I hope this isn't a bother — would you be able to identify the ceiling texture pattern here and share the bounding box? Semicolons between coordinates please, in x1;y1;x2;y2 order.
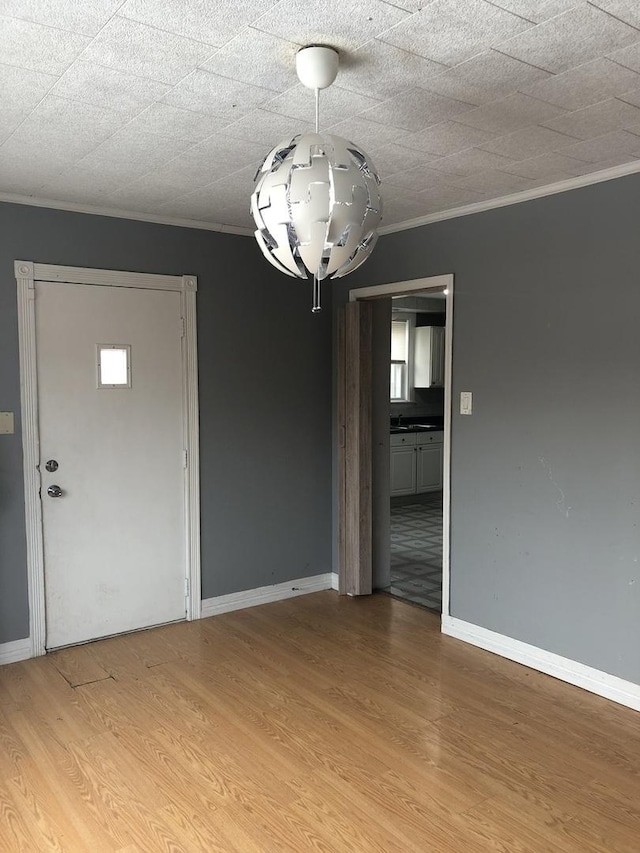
3;0;640;233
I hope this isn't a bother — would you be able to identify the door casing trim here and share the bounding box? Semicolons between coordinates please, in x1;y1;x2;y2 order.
15;261;202;657
348;274;453;620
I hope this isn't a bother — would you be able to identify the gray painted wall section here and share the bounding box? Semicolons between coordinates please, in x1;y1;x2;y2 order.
334;173;640;686
0;202;332;644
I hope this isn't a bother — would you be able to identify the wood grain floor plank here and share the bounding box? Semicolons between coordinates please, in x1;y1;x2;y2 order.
49;645;113;687
0;706;28;784
0;779;44;853
6;761;93;853
1;591;639;851
287;771;426;853
459;787;601;853
157;801;232;853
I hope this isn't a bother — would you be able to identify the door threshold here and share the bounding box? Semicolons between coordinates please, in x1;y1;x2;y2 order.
380;589;442;615
46;617;187;652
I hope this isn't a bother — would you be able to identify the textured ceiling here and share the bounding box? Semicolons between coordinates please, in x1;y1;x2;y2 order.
3;0;640;233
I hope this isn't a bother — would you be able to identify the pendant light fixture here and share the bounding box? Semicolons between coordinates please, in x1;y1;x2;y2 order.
251;45;383;312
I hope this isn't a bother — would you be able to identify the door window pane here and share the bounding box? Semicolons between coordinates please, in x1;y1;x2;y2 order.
98;345;131;388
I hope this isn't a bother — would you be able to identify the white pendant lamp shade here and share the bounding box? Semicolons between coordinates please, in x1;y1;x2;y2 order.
250;45;383;306
251;132;382;280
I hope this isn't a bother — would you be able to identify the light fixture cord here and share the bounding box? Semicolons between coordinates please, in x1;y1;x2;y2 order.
312;87;322;313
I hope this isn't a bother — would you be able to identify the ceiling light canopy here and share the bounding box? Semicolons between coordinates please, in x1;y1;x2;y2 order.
250;45;382;312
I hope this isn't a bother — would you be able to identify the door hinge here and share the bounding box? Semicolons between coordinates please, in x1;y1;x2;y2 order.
185;577;190;599
180;317;186;337
183;449;188;468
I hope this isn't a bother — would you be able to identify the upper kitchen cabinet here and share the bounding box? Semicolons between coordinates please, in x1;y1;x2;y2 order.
414;326;445;388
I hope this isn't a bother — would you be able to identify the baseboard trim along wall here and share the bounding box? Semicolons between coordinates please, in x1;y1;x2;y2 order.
0;637;32;665
4;596;640;717
200;573;335;618
442;615;640;714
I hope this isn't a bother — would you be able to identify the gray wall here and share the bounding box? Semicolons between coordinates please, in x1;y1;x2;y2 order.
334;172;640;686
0;202;332;644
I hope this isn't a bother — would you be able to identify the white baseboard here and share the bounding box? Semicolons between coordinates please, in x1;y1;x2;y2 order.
442;615;640;713
201;573;334;618
0;637;32;665
1;576;339;663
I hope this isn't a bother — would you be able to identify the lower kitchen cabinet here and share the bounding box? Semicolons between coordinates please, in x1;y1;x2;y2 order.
391;431;443;496
390;444;417;495
416;442;443;492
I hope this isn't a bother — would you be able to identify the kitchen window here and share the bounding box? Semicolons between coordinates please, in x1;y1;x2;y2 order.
391;319;410;401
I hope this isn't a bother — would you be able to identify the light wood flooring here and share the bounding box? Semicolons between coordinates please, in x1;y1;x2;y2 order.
1;591;640;852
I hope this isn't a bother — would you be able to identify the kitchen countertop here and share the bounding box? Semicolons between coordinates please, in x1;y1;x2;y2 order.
390;419;444;434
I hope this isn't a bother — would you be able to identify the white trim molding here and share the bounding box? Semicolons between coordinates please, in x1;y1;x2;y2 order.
378;158;640;235
181;275;201;621
3;158;640;241
15;261;202;656
201;574;334;619
0;638;32;665
0;192;253;236
25;263;192;291
442;616;640;714
349;275;452;302
16;261;46;658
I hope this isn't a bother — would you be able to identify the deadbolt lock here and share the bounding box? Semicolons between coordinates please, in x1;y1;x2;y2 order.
45;459;59;472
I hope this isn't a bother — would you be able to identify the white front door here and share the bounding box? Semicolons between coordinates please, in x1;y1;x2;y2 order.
35;280;186;649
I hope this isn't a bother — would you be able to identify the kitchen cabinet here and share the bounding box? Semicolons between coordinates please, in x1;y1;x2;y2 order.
391;431;443;496
417;440;443;492
390;443;417;495
414;325;445;388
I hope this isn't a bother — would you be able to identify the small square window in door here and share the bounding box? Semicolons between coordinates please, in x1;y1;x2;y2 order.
97;345;131;388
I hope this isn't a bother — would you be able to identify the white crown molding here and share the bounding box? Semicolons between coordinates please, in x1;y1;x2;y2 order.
3;158;640;241
201;573;334;619
378;159;640;235
0;192;254;236
0;638;32;665
442;615;640;713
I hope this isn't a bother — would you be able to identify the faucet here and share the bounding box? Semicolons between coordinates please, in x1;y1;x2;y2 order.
397;413;403;427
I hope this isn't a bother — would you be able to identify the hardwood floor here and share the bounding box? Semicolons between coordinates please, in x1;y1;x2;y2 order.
1;592;640;852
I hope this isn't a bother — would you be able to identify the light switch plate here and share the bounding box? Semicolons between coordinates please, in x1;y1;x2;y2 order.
0;412;15;434
460;392;472;415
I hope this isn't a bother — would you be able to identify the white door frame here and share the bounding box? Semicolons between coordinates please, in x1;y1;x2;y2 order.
349;274;453;621
15;260;202;657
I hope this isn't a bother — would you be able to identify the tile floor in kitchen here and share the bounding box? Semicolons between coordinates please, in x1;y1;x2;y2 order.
388;491;443;612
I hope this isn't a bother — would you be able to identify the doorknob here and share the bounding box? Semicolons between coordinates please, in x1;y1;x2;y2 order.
47;485;63;498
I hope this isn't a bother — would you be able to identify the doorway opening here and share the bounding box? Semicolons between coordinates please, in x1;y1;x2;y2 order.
389;291;447;611
344;275;453;619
